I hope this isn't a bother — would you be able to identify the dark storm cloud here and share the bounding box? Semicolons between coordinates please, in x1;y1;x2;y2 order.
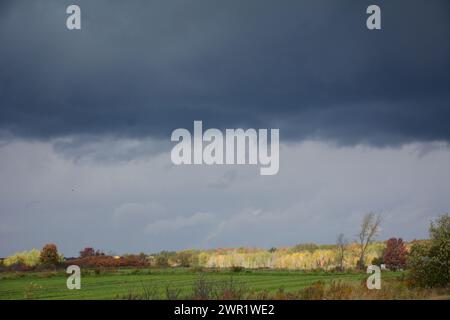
0;0;449;145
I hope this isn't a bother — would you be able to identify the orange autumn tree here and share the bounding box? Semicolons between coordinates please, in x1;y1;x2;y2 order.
40;243;60;265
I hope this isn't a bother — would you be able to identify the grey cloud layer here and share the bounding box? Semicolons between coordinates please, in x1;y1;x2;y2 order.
1;140;449;256
1;0;449;145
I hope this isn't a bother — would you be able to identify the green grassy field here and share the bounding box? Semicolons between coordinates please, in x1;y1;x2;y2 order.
0;268;403;300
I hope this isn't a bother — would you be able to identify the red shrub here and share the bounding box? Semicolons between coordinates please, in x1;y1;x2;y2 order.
79;247;105;258
383;238;407;270
79;247;95;258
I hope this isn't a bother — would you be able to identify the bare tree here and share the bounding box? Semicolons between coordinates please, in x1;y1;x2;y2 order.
357;212;382;269
336;233;347;271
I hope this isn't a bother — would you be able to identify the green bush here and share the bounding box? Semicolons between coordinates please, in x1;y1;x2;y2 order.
407;214;450;288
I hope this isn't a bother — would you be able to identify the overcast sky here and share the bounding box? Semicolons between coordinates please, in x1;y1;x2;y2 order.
1;0;449;256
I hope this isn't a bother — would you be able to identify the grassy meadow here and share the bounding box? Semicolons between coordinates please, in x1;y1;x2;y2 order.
0;268;404;300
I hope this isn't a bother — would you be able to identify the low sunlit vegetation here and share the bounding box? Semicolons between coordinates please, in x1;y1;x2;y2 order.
0;213;448;299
